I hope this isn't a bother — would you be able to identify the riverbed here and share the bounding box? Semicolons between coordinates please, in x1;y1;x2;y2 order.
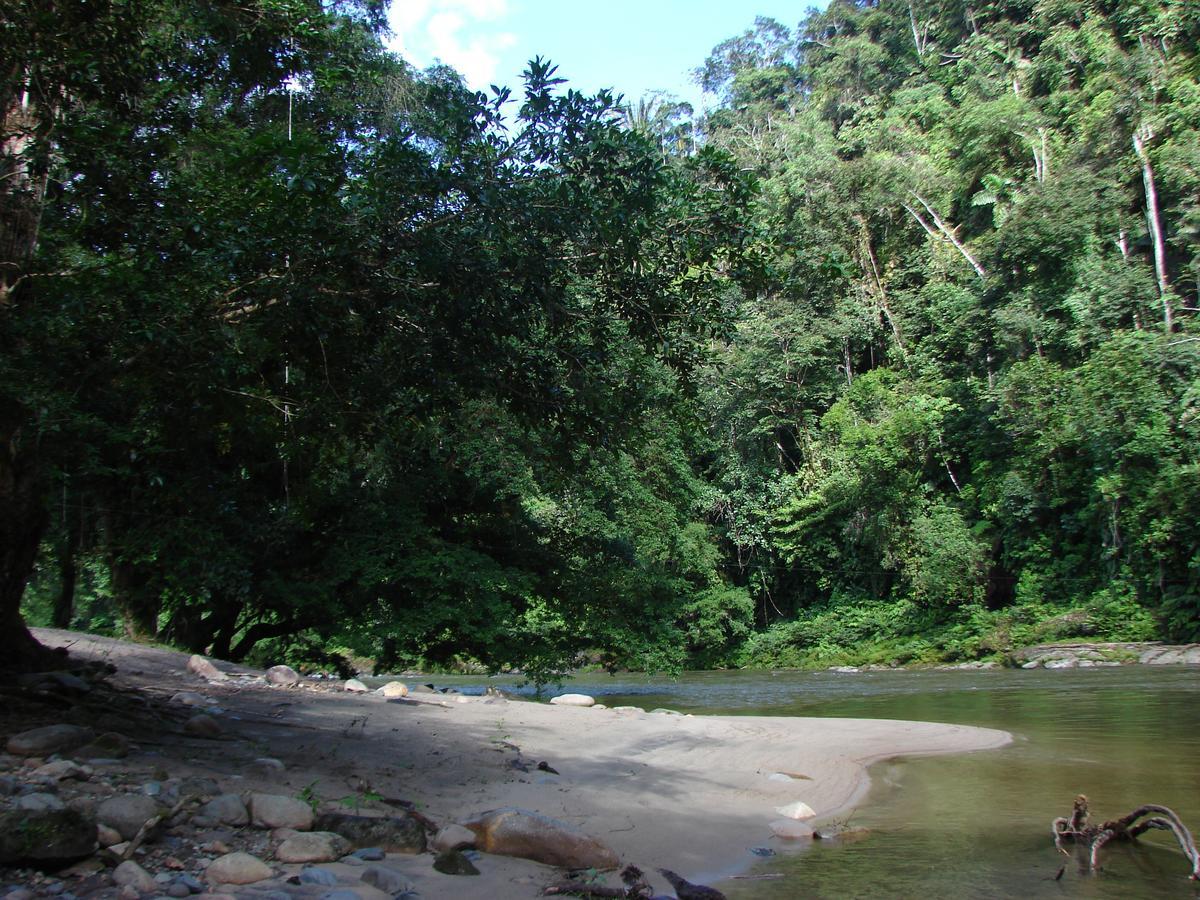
409;667;1200;898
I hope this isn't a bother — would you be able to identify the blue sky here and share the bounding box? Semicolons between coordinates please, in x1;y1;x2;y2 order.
387;1;817;113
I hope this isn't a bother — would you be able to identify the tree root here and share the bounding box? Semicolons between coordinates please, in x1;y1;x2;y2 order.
1052;794;1200;880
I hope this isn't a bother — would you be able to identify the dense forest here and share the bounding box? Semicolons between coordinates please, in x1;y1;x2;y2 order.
3;0;1198;676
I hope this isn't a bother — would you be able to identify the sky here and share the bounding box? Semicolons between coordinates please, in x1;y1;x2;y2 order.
386;0;817;114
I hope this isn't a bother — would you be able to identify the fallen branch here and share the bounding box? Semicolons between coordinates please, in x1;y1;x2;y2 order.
1052;794;1200;879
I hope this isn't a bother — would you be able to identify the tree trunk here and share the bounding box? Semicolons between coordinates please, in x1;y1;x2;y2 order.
52;490;82;629
110;558;159;640
1132;126;1173;332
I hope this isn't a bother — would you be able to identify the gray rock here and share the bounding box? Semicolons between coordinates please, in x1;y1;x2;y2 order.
250;793;314;830
0;776;16;795
33;760;90;781
186;655;227;682
0;808;97;865
431;823;476;852
648;708;684;716
432;849;480;876
183;714;223;739
177;776;221;799
6;724;94;757
343;679;368;694
768;818;815;839
196;794;249;827
249;758;285;777
175;874;204;893
275;831;350;863
205;851;272;885
17;792;66;812
170;691;212;707
97;824;123;847
351;847;385;861
548;693;595;707
167;884;191;898
314;812;425;853
113;861;158;894
98;794;162;840
460;807;619;869
298;867;339;886
266;665;301;686
361;865;412;893
74;732;131;760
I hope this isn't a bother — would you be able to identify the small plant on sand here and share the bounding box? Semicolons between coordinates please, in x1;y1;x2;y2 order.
296;780;321;813
339;787;383;813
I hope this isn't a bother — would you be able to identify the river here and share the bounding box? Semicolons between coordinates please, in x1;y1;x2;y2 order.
405;667;1200;898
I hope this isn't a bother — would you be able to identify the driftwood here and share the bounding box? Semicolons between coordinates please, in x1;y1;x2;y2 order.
1052;794;1200;880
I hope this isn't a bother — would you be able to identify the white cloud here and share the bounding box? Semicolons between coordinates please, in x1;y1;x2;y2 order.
387;0;517;88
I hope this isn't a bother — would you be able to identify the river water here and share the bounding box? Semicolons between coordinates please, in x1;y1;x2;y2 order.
415;667;1200;898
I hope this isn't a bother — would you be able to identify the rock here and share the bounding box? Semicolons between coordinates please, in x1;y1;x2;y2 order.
17;792;66;812
319;892;361;900
351;847;385;861
187;655;227;682
361;865;411;893
170;692;213;707
196;794;249;827
97;824;123;847
6;724;94;757
73;732;131;760
19;671;91;695
461;807;619;870
113;861;158;894
298;867;339;886
314;812;425;853
175;873;204;893
168;883;192;898
343;679;369;694
183;714;224;738
98;794;162;840
250;793;314;830
0;808;97;865
432;849;480;876
275;831;351;863
177;776;221;799
377;681;408;698
249;757;286;777
548;693;595;707
205;851;272;885
431;823;477;852
814;824;871;843
774;801;816;820
768;819;815;840
265;665;301;686
33;760;89;782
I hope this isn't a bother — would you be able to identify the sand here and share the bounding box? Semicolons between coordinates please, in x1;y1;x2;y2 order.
26;628;1011;897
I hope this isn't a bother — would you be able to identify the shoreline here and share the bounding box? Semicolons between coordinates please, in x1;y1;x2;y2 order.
13;629;1012;897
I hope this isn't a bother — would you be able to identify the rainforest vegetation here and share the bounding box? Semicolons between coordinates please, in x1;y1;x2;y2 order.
3;0;1198;676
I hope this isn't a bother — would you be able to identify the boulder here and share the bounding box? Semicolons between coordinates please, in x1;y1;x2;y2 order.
113;860;158;894
343;679;369;694
314;812;426;853
0;808;97;865
183;714;224;738
249;793;314;830
432;849;480;876
548;693;595;707
768;819;815;840
377;681;408;698
97;794;162;840
461;807;619;869
275;831;350;863
431;823;477;852
195;794;249;827
73;732;131;760
774;801;816;820
265;665;300;686
17;793;66;812
205;851;272;885
187;654;227;681
298;867;339;886
6;724;94;757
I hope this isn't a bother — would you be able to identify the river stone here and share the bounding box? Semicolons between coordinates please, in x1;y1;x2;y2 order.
768;819;815;840
460;807;619;870
266;665;300;686
6;724;94;757
377;681;408;698
183;714;224;738
0;808;98;865
196;794;249;827
18;792;65;812
432;849;480;876
275;831;350;863
187;654;227;681
171;691;212;707
98;794;162;840
361;865;411;893
33;760;90;781
206;851;272;885
351;847;385;861
343;679;369;694
314;812;425;853
250;793;314;830
298;867;339;886
431;823;477;852
73;732;131;760
113;861;158;894
775;801;816;820
97;823;122;847
548;693;595;707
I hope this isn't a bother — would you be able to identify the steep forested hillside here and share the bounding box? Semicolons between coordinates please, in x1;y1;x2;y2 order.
691;0;1200;665
7;0;1199;674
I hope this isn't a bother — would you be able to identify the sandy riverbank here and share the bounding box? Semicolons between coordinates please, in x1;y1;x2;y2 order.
18;629;1011;897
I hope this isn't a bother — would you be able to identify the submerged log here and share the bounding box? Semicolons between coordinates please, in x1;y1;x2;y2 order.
1052;794;1200;880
